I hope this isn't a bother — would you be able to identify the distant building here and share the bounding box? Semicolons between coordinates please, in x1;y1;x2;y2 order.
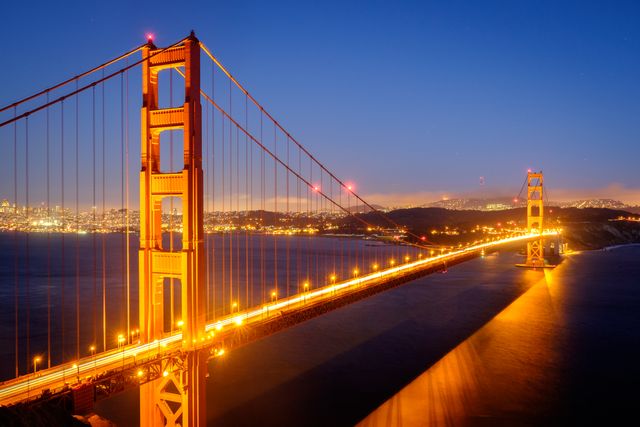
1;199;10;213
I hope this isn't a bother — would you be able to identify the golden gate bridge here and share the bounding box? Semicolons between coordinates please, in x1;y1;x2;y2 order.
0;32;557;426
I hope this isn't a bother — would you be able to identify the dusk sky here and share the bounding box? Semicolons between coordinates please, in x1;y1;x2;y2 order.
1;0;639;205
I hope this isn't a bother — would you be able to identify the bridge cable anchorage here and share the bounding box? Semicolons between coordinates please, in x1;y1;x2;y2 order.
0;44;146;114
0;37;189;129
198;42;433;248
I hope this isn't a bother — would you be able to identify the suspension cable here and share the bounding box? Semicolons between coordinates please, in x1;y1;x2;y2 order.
0;44;145;114
174;68;377;230
0;37;188;129
199;42;424;242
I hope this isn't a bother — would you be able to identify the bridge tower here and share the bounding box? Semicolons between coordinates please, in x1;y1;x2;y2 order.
525;171;545;267
139;32;207;426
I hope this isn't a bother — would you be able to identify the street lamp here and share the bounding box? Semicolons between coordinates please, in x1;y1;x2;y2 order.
271;290;277;302
33;356;41;375
231;301;238;313
303;282;310;303
72;363;80;383
329;274;337;295
89;345;96;378
117;334;126;370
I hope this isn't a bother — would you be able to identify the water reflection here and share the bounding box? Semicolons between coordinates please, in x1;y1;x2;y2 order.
358;267;567;426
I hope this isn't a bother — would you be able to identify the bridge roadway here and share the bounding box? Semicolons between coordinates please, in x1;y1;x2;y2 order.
0;232;557;406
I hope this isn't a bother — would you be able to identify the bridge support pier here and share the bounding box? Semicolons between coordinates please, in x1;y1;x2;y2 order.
140;351;206;427
139;32;207;427
518;171;549;268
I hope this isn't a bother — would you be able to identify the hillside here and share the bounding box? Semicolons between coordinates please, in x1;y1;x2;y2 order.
343;207;640;250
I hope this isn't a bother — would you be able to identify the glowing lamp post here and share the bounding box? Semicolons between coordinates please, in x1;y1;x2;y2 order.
303;282;310;303
33;356;41;375
117;334;126;369
90;345;96;378
72;363;80;383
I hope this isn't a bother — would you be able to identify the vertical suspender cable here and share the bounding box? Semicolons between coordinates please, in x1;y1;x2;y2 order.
286;135;290;297
236;125;240;308
46;93;51;368
61;100;66;362
273;125;278;300
245;94;249;310
75;80;80;361
92;86;97;350
228;80;233;312
233;126;240;310
120;72;125;336
13;108;19;376
125;64;131;341
25;117;31;372
221;93;226;314
205;85;210;319
101;70;107;352
260;113;265;306
210;67;217;320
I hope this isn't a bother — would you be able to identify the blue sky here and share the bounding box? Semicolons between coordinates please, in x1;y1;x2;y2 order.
1;0;639;205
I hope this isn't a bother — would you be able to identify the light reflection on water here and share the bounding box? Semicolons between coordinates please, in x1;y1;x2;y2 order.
358;267;566;426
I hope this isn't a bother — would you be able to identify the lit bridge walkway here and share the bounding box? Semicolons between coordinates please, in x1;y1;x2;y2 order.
0;232;555;406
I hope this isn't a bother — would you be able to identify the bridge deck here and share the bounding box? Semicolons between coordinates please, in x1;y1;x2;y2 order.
0;233;555;406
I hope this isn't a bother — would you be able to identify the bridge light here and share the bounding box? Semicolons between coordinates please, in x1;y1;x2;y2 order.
372;263;378;271
215;323;222;331
234;317;243;326
303;281;310;290
137;369;144;377
146;33;154;42
163;371;169;377
389;259;395;266
353;268;359;277
177;320;184;328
